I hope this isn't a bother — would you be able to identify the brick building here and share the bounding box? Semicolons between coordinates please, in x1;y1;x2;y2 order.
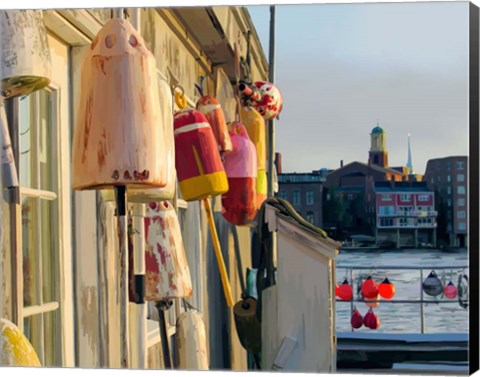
423;156;468;247
277;170;327;227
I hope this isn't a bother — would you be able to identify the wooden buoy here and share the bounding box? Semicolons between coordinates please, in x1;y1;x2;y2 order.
241;81;283;120
233;297;262;353
0;10;51;98
174;108;228;201
222;122;257;225
72;18;167;190
240;106;267;208
101;73;175;202
144;201;192;301
197;95;232;154
175;311;209;370
0;318;41;366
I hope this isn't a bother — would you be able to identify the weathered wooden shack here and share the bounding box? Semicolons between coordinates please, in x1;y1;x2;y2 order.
0;7;268;369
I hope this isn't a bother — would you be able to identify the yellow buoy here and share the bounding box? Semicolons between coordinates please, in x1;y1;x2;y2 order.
0;318;41;367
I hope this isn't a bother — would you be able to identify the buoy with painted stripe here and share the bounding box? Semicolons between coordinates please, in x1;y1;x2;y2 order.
197;95;232;154
174;109;229;202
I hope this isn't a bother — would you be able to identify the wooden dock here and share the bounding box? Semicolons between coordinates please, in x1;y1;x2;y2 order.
337;332;468;373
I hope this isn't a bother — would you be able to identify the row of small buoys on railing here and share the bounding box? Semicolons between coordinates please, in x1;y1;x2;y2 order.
422;270;466;302
350;308;380;330
336;276;396;302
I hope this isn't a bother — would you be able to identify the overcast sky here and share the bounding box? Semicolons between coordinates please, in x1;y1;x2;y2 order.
247;2;469;175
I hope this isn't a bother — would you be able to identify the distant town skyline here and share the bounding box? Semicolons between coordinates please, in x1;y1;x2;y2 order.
247;2;469;175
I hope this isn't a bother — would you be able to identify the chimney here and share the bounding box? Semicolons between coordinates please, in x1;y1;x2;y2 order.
275;152;282;174
340;160;344;168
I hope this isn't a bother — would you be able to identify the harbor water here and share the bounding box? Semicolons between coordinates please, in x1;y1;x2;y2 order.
335;248;469;334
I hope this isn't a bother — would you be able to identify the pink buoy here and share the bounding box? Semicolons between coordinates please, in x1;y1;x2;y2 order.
444;281;458;299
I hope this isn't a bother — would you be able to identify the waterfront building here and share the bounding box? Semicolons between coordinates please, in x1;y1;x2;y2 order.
423;156;468;247
277;170;327;227
365;181;437;248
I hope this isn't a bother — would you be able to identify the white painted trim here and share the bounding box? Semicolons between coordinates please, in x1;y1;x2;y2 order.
174;122;210;136
23;302;59;318
20;187;57;200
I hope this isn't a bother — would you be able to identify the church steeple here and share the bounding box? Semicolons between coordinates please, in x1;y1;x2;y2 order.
406;133;414;174
368;123;388;168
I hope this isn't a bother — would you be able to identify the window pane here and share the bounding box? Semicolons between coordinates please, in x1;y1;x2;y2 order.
22;196;38;307
41;199;56;302
39;91;53;192
19;96;34;189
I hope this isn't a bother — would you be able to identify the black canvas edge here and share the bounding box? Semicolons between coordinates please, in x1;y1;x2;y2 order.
469;1;480;375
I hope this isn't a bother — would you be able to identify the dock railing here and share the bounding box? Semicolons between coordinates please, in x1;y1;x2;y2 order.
336;264;468;334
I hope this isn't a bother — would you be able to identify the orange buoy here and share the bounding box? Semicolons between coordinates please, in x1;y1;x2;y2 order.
338;279;353;301
350;308;363;329
197;95;232;154
363;309;380;330
335;283;340;297
378;277;396;299
361;276;379;299
365;294;380;308
444;281;458;299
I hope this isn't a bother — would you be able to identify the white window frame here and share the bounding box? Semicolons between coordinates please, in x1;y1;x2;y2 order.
11;83;73;366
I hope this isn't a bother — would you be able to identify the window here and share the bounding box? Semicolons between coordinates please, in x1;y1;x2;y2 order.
447;161;451;170
448;199;452;207
457;161;464;170
418;194;430;202
379;206;395;215
381;194;392;201
400;194;411;202
431;177;434;184
457;174;465;182
293;190;301;205
306;190;314;205
458;222;466;231
447;175;451;182
379;218;394;227
278;191;288;200
447;186;452;195
458;198;465;206
458;211;466;219
398;206;412;215
16;89;63;366
306;211;315;224
457;186;465;195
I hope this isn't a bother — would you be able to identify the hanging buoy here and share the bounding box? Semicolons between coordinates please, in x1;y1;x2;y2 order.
175;311;209;370
350;308;363;329
361;276;378;299
173;109;229;201
240;81;283;120
221;122;257;225
197;95;232;154
443;281;458;299
378;277;396;299
0;318;41;366
365;294;380;308
144;201;193;301
457;274;468;309
338;279;353;301
335;283;340;297
72;18;167;190
363;309;380;330
422;270;443;297
240;106;267;208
